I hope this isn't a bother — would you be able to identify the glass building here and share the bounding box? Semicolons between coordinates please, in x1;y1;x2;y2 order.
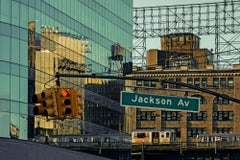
0;0;133;140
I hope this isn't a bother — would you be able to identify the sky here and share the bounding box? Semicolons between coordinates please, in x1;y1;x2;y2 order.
133;0;223;51
134;0;223;7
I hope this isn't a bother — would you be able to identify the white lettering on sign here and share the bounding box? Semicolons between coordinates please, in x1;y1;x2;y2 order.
177;99;190;107
131;94;172;106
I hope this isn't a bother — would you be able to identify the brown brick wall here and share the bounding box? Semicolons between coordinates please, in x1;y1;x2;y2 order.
126;71;240;143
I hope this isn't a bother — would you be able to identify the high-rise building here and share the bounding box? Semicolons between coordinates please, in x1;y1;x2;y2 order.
0;0;133;140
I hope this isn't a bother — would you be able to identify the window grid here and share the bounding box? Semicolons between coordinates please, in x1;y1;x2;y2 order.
187;128;206;137
137;111;156;121
213;111;233;121
162;111;181;121
187;111;207;121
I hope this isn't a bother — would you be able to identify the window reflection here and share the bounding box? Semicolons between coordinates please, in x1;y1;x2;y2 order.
1;0;133;140
0;112;10;138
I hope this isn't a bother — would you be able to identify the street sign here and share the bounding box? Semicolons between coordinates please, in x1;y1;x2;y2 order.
121;91;200;112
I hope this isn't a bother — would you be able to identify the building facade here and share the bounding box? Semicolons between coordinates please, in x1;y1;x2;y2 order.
0;0;132;140
126;33;240;144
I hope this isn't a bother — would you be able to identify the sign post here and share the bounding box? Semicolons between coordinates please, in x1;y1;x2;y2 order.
121;91;200;112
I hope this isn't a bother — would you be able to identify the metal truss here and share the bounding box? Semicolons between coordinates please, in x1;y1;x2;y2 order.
133;1;240;68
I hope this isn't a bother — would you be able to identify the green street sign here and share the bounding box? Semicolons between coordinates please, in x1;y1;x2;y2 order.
121;91;200;112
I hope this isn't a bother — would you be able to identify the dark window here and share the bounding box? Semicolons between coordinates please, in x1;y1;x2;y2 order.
150;81;156;87
136;80;142;86
137;133;146;138
213;128;232;134
137;111;156;121
187;128;206;137
144;80;149;87
228;78;234;88
213;97;232;104
176;78;181;88
194;78;200;87
161;82;167;89
162;111;181;121
187;78;193;85
213;111;233;121
187;111;207;121
220;78;226;88
184;36;186;45
201;78;207;88
169;78;175;88
166;132;170;138
213;78;219;88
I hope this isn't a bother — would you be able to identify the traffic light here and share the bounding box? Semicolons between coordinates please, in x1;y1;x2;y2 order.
69;88;83;118
33;87;83;120
32;93;45;115
56;88;72;119
32;88;58;119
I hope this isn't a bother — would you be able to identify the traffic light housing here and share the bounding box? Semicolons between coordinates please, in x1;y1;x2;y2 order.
69;88;83;118
56;88;72;119
32;87;83;120
32;88;58;119
32;93;45;115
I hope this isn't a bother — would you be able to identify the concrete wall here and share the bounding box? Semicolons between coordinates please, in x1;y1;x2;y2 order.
0;138;110;160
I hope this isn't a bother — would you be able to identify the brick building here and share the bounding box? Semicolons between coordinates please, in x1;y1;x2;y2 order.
125;33;240;144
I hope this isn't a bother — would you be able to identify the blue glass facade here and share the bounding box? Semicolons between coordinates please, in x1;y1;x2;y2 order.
0;0;132;139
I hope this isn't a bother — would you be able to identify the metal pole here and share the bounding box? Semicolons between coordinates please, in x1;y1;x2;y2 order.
215;137;217;154
55;72;240;104
141;142;144;160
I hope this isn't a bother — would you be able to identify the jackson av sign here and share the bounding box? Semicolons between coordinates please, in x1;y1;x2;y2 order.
121;91;200;112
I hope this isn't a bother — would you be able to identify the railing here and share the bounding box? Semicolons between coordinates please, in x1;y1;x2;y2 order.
32;135;240;151
32;134;132;150
132;141;240;152
49;141;131;150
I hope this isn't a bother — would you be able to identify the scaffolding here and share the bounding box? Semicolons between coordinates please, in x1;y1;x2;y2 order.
133;0;240;68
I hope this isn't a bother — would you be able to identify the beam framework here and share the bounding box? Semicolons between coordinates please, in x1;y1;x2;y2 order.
133;1;240;67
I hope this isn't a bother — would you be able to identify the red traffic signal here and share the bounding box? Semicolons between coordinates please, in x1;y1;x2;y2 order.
56;88;72;119
33;87;83;120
